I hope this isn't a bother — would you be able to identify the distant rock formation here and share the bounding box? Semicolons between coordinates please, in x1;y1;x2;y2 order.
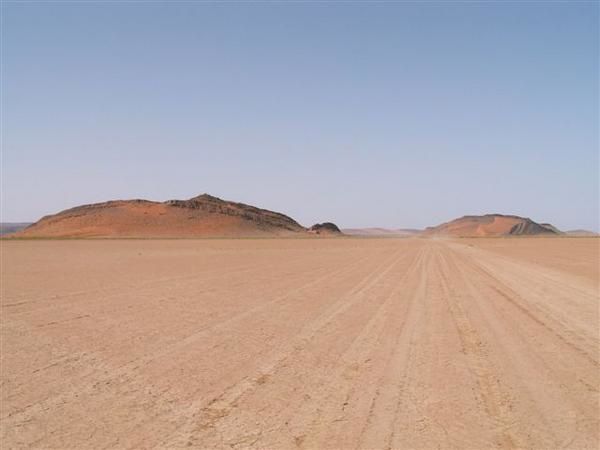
0;223;32;236
342;228;421;237
308;222;342;235
565;229;599;237
423;214;560;237
14;194;307;238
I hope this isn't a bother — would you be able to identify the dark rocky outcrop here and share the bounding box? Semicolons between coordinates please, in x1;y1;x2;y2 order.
166;194;305;232
539;223;564;235
309;222;342;235
508;220;560;235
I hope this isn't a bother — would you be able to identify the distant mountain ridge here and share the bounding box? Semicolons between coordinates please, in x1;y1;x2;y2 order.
0;223;32;236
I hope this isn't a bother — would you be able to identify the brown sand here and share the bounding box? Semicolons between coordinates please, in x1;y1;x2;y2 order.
1;238;598;449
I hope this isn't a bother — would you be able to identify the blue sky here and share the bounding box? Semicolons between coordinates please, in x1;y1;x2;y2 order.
2;1;598;230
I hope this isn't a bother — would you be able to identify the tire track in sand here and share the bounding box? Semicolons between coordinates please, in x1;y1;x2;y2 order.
445;244;599;449
356;244;431;449
236;246;430;450
157;246;413;448
434;246;521;449
1;247;386;443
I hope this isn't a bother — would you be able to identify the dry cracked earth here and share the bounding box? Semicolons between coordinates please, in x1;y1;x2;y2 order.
1;238;599;449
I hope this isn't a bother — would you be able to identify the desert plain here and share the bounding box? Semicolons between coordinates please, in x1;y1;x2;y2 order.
1;237;598;449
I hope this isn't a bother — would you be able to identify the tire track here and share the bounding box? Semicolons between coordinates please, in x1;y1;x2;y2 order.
445;244;599;449
1;249;380;411
356;245;431;449
436;247;523;449
0;247;384;436
3;238;598;449
157;246;414;448
284;246;429;449
452;244;599;368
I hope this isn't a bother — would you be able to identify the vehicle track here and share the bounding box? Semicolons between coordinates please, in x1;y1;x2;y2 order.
1;238;598;449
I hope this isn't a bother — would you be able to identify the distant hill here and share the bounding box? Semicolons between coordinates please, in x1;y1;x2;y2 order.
12;194;308;238
309;222;343;235
0;223;32;236
342;228;421;237
565;229;599;237
423;214;560;237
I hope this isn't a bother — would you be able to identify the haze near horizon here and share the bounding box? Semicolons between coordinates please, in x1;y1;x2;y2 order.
2;1;598;231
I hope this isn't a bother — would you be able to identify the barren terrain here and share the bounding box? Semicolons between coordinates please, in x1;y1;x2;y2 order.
1;237;598;449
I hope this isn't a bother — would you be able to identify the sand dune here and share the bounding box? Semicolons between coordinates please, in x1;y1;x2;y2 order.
1;237;598;449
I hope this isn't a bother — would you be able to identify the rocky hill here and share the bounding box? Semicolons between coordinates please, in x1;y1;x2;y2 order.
308;222;342;235
423;214;560;237
13;194;307;238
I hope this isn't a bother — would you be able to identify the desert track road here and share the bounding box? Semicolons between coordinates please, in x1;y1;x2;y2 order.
1;238;599;449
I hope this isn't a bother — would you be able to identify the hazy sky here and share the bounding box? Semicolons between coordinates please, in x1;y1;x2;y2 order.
2;1;598;230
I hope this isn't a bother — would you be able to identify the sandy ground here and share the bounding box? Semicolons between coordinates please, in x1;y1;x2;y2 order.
1;238;598;449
